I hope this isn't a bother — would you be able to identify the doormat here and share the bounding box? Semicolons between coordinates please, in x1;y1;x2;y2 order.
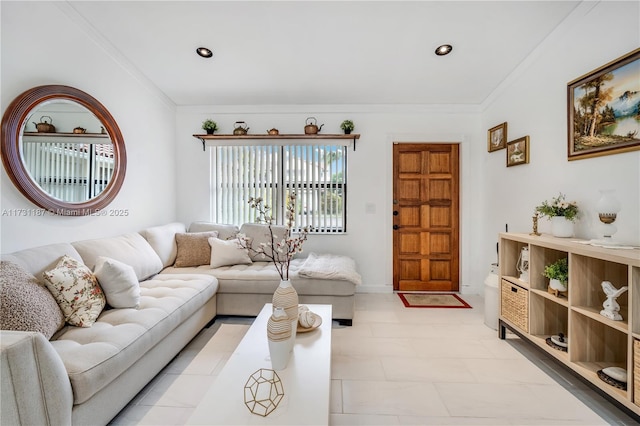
398;293;472;309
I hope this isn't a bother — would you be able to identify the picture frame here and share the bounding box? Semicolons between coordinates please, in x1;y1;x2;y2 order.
567;48;640;161
487;122;507;152
506;136;529;167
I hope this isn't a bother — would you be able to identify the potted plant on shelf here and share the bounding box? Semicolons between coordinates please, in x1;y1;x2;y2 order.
535;193;579;238
543;257;568;295
340;120;355;135
202;119;218;135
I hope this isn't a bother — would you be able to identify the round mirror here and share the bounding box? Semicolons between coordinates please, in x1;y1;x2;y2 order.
1;85;126;215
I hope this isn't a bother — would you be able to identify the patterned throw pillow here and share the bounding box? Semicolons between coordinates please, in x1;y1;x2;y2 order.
42;255;106;327
174;231;219;267
0;260;65;339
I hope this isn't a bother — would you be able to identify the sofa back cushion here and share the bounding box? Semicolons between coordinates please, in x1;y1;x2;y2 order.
1;243;84;279
0;261;65;339
139;222;187;267
189;222;239;241
239;223;288;262
72;233;163;281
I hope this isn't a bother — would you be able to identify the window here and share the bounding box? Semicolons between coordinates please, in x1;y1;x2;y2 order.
211;144;347;233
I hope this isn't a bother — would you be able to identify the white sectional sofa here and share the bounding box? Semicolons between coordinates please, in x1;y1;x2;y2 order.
0;221;358;425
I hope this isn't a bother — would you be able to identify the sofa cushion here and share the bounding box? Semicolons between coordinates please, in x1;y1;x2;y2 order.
139;222;187;267
0;261;65;339
208;237;252;268
50;273;217;404
1;243;84;279
189;222;239;240
72;233;163;281
94;257;140;309
42;256;106;328
239;223;288;262
174;231;219;267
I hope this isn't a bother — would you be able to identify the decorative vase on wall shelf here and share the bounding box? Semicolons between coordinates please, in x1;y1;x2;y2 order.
272;279;299;343
551;216;574;238
267;307;292;370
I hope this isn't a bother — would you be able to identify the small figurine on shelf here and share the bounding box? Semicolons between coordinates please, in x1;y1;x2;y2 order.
530;212;541;236
600;281;628;321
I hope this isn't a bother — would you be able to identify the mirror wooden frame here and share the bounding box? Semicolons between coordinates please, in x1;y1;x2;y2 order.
1;85;126;215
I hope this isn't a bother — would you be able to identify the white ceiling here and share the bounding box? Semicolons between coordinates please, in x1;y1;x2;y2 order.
66;1;581;107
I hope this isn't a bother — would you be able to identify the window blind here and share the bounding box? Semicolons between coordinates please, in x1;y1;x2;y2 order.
211;144;347;233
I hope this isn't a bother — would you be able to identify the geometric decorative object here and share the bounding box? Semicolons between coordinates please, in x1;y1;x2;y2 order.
244;369;285;417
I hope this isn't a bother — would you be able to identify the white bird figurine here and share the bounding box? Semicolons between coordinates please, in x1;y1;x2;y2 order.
600;281;628;321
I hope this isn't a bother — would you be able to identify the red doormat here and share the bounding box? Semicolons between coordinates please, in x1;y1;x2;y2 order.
398;293;472;309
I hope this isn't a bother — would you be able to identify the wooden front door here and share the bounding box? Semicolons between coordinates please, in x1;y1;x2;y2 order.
393;143;460;292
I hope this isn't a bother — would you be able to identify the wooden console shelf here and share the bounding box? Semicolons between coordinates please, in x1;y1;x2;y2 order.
498;232;640;417
192;133;360;151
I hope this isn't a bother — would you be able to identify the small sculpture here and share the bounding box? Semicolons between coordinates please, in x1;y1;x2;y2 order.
600;281;628;321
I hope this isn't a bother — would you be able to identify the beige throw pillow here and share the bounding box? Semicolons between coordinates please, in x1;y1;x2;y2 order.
0;260;65;339
209;237;252;268
42;255;106;327
174;231;219;267
94;256;140;308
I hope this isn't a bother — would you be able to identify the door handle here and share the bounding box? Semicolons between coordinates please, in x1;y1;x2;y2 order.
393;224;400;230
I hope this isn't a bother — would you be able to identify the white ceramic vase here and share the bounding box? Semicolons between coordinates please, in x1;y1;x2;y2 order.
549;278;568;292
551;216;574;238
272;279;299;344
267;307;292;370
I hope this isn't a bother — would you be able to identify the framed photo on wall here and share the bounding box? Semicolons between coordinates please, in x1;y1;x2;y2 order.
568;48;640;160
488;122;507;152
506;136;529;167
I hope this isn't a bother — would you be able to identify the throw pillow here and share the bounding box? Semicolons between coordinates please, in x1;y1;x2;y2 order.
94;256;140;309
42;255;106;327
0;260;65;339
174;231;219;267
209;237;252;268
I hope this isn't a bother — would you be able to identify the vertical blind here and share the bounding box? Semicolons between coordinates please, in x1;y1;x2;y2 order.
211;144;347;233
22;141;114;202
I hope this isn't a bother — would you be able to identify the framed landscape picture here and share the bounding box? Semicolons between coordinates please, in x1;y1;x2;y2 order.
488;122;507;152
506;136;529;167
568;48;640;160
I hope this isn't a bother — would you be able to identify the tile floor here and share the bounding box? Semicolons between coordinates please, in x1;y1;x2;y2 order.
110;293;638;425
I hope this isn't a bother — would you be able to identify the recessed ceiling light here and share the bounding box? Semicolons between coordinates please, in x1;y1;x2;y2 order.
435;44;453;56
196;47;213;58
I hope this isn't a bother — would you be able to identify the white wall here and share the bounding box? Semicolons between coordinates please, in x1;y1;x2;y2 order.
479;1;640;280
176;106;482;293
0;2;177;253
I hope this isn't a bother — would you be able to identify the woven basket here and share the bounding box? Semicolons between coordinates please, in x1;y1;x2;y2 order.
634;340;640;405
501;279;528;332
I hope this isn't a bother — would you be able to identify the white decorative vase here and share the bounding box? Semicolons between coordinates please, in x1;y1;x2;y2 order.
267;307;292;370
551;216;574;238
272;279;298;344
549;278;568;292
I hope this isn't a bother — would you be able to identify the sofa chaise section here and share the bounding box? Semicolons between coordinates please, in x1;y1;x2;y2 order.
1;234;219;425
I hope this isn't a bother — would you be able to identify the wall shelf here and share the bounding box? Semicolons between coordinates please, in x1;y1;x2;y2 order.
192;133;360;151
498;232;640;418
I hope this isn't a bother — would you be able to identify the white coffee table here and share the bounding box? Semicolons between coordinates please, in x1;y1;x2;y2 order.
187;303;332;425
